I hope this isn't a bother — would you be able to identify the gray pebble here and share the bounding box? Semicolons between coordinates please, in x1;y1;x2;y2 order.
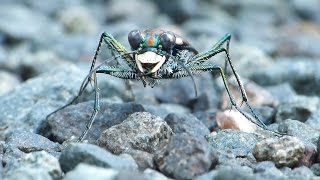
59;143;138;173
98;112;172;154
253;136;305;168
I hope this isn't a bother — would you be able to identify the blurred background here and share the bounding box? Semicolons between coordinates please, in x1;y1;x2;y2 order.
0;0;319;97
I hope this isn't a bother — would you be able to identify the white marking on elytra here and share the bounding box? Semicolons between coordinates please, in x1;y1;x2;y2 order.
175;37;183;45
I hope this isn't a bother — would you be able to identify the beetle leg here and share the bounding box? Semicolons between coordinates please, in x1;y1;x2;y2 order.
167;64;283;136
77;65;140;142
191;34;248;105
78;71;100;142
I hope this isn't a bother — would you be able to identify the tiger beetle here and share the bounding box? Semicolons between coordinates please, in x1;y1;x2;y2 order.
48;29;283;142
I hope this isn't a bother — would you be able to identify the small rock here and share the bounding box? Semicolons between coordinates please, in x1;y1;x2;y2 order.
305;108;320;130
292;0;320;22
216;110;258;133
164;113;210;138
58;6;98;34
127;150;155;171
275;95;319;122
63;163;119;180
276;119;320;145
143;168;169;180
254;161;277;173
0;71;21;96
253;136;305;168
3;130;61;165
194;170;217;180
253;161;286;179
98;112;172;154
310;163;320;176
213;166;255;180
300;143;317;167
4;151;62;180
287;166;315;179
208;129;261;163
114;170;147;180
59;143;138;173
193;110;218;131
154;133;217;179
39;101;144;143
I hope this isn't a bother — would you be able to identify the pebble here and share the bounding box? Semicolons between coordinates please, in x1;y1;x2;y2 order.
216;109;258;133
253;136;305;168
3;130;61;165
57;6;98;34
154;132;217;179
0;71;21;96
98;112;172;154
164;113;210;138
59;143;138;173
63;164;119;180
277;119;320;145
208;129;261;164
275;95;319;122
4;151;62;180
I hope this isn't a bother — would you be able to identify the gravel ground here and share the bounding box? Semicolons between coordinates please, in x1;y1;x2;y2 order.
1;0;320;179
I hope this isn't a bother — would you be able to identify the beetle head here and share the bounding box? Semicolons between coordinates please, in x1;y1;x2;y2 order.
128;29;176;73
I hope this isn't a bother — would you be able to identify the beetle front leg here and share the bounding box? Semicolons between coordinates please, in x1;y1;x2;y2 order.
78;72;100;142
77;66;140;142
90;32;136;73
83;33;137;94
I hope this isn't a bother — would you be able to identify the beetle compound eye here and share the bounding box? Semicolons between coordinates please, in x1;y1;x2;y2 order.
160;32;176;50
128;29;142;50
